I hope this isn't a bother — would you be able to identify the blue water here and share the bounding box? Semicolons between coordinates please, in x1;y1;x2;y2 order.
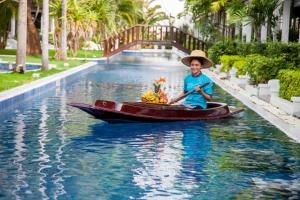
0;62;41;72
0;52;300;199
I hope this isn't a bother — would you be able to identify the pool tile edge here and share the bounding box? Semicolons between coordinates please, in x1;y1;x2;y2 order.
0;62;98;111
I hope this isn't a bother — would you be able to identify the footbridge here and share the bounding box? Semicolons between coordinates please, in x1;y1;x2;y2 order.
103;25;206;57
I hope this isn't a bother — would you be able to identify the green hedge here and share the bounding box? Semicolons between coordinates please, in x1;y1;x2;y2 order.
265;42;300;67
219;55;244;73
235;42;267;56
208;41;237;64
278;70;300;100
208;41;300;68
245;54;288;85
233;59;247;77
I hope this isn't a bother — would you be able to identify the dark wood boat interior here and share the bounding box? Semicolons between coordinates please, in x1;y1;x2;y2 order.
94;100;226;111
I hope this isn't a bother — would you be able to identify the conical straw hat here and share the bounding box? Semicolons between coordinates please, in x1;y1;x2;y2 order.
181;50;213;68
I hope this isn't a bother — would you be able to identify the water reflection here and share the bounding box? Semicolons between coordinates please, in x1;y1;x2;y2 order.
87;122;211;199
53;90;67;199
1;52;300;199
12;113;28;199
37;101;50;200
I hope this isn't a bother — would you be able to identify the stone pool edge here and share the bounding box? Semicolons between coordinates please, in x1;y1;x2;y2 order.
203;69;300;143
0;61;101;112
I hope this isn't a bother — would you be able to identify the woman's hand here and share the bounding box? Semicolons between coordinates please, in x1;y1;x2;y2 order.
195;86;212;101
168;98;176;105
195;86;202;93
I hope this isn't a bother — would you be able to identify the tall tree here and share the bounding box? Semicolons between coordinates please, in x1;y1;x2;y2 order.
141;0;168;25
41;0;49;70
27;0;42;55
16;0;27;72
61;0;67;60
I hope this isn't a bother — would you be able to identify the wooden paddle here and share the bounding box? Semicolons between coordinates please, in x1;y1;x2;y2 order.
168;82;210;105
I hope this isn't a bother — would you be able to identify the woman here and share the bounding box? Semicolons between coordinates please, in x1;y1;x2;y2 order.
170;50;213;109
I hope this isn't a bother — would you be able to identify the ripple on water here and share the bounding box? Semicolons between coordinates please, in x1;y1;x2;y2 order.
0;53;300;199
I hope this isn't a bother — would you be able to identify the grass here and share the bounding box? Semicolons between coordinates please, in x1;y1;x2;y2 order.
0;49;103;58
0;58;86;92
0;48;103;92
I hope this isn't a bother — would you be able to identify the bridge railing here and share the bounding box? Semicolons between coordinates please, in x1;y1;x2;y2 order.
103;25;206;57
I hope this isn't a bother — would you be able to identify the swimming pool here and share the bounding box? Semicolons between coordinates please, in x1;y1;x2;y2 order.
0;62;42;73
0;52;299;199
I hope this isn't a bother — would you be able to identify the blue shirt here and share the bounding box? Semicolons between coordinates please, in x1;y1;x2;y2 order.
183;73;213;109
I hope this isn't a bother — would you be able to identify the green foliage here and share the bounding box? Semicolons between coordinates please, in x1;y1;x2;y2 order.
141;0;168;25
208;41;237;64
0;1;16;48
277;70;300;100
245;54;287;84
208;41;300;67
233;59;247;77
235;42;266;56
265;42;300;68
219;55;243;72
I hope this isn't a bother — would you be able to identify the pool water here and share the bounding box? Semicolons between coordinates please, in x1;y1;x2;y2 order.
0;52;300;199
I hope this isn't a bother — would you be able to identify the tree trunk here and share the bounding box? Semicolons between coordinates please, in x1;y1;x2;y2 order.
222;9;226;40
27;0;41;55
16;0;27;72
239;23;242;42
0;4;13;49
61;0;67;60
42;0;49;70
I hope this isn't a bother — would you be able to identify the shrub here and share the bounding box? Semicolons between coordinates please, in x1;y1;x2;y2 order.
277;70;300;100
245;54;288;85
233;59;247;77
265;42;300;68
236;42;267;56
208;41;300;67
219;55;243;72
208;41;237;64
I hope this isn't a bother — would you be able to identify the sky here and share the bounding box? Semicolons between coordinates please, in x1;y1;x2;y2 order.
154;0;185;17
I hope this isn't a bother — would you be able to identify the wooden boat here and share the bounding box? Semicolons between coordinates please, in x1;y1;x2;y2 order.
68;100;244;123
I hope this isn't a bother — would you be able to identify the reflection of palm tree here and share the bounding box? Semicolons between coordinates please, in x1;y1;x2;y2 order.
12;114;28;199
133;130;190;199
53;89;67;199
37;101;50;199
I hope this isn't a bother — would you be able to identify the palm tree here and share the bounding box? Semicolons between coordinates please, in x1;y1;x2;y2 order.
61;0;67;60
41;0;49;70
246;0;280;41
16;0;27;72
141;0;168;25
115;0;143;28
27;0;42;55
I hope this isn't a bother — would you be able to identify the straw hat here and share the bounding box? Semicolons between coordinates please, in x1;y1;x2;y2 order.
181;50;213;68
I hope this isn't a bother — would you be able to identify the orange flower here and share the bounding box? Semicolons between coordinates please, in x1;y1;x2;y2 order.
159;76;166;83
154;79;160;85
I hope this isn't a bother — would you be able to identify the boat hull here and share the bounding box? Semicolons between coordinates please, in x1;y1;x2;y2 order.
68;100;244;123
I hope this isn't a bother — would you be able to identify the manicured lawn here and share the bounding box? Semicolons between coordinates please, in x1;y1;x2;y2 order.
0;49;103;58
0;59;86;92
0;49;103;92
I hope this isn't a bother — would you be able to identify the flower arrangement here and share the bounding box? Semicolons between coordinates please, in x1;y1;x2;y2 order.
141;77;168;104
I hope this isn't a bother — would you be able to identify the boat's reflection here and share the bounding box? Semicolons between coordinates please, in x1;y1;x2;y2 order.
88;121;211;199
